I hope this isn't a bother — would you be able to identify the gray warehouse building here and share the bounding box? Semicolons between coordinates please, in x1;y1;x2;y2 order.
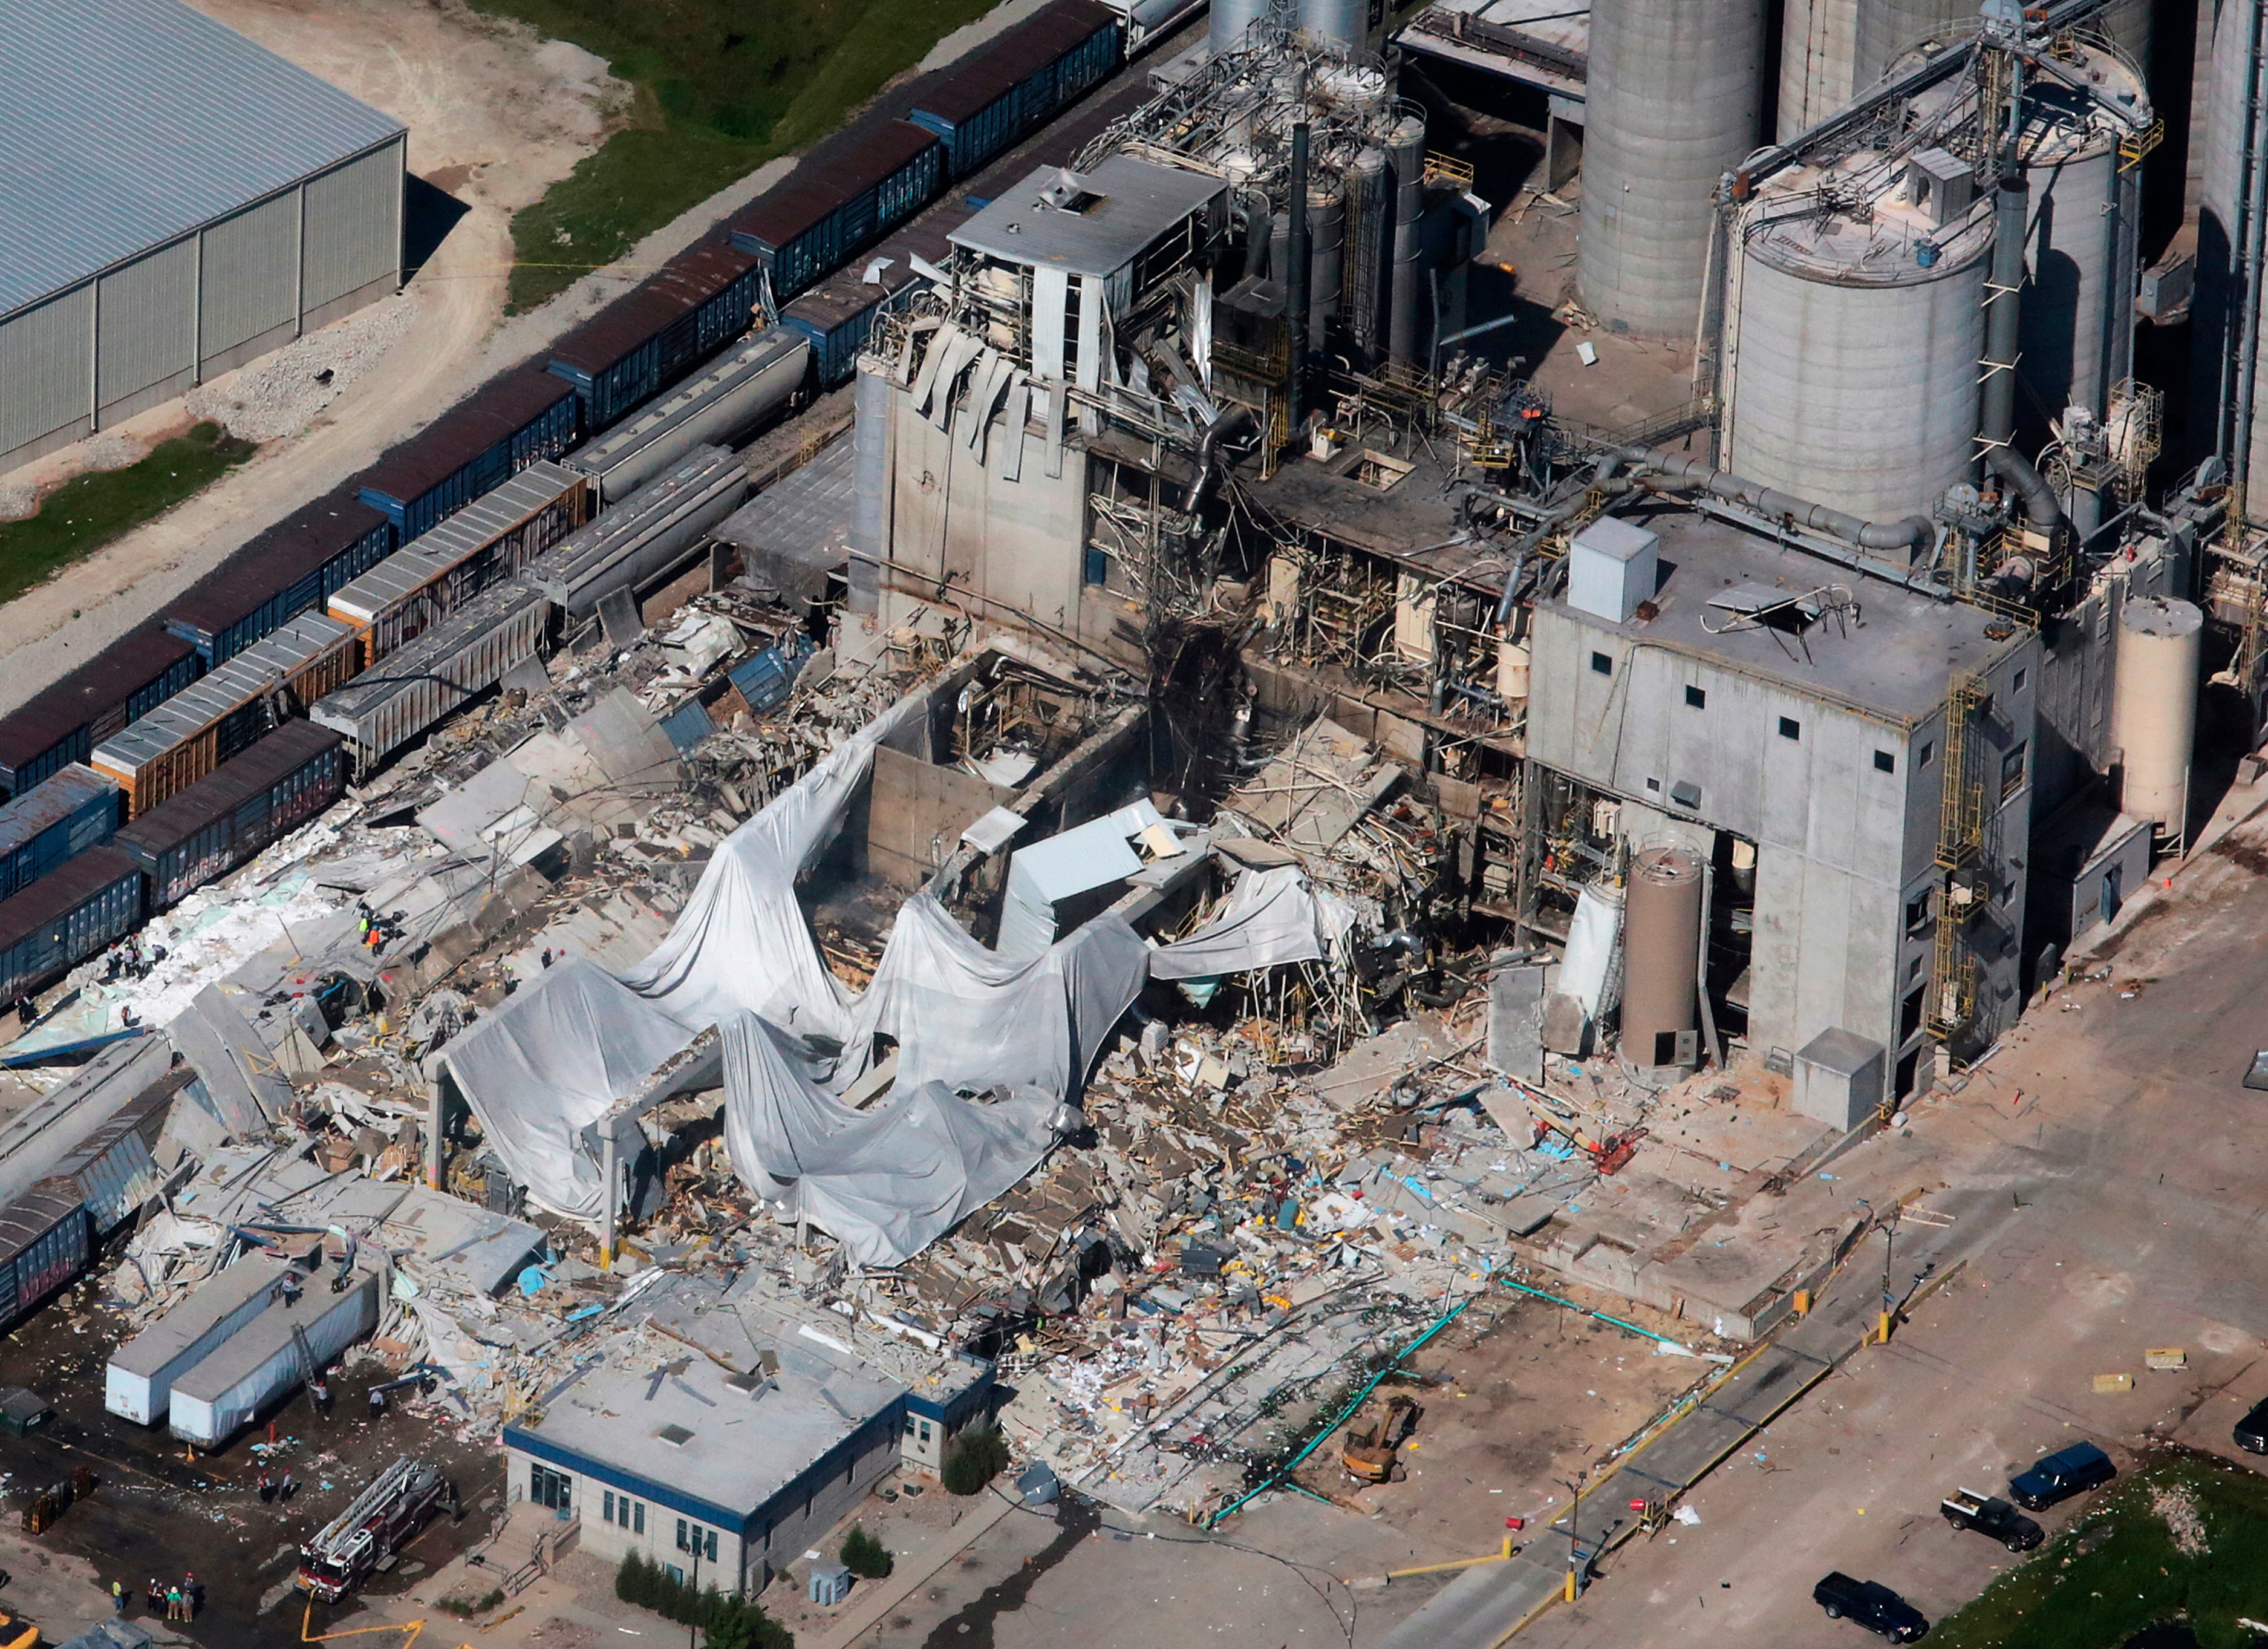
0;0;407;474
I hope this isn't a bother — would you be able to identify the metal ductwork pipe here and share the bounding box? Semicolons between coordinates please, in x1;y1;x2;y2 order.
1184;408;1257;512
1613;444;1935;552
1288;121;1312;408
1979;175;2030;454
1984;444;2064;532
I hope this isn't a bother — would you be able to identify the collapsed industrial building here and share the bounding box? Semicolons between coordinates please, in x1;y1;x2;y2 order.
7;0;2268;1625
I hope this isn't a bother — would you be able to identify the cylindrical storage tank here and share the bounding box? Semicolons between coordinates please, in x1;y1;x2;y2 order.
1308;180;1344;351
1853;0;1966;91
2197;0;2267;511
1579;0;1768;338
2111;596;2203;841
1211;0;1270;56
2096;0;2152;74
1621;845;1704;1074
1778;0;1860;142
1495;638;1530;699
1725;183;1993;521
1387;117;1427;364
1906;39;2148;423
1299;0;1366;51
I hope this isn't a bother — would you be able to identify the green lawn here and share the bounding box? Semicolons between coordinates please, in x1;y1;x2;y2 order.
0;423;256;607
469;0;1006;312
1929;1451;2268;1649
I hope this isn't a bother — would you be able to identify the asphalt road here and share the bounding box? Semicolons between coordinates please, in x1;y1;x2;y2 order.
1517;839;2268;1647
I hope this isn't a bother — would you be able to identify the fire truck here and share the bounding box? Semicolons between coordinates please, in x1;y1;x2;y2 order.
296;1456;458;1602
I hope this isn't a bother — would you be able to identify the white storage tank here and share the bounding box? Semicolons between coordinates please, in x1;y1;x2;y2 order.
1724;152;1995;523
2111;596;2202;846
1211;0;1271;55
105;1254;288;1426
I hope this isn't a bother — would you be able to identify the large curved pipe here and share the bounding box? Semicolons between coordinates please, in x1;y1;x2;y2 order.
1183;407;1256;512
1984;444;2064;532
1612;445;1935;553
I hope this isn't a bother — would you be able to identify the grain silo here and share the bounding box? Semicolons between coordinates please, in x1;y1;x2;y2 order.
1778;0;1861;141
2197;0;2266;512
1722;151;1995;523
1211;0;1272;56
1577;0;1769;338
1853;0;1969;93
1904;37;2149;423
1299;0;1369;53
2111;596;2202;846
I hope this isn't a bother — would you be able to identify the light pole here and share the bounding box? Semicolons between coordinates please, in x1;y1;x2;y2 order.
687;1535;702;1649
1877;1206;1902;1345
1559;1468;1588;1602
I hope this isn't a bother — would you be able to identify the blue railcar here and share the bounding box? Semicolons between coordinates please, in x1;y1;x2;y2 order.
359;370;582;543
167;486;394;664
907;0;1123;178
548;242;767;432
0;765;120;903
728;122;944;304
0;624;203;802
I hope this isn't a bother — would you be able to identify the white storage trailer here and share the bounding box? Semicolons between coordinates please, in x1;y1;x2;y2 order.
105;1253;289;1425
167;1262;380;1445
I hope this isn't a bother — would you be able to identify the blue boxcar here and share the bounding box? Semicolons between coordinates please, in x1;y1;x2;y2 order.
168;486;395;664
0;844;144;1005
780;261;925;388
728;122;944;304
907;0;1123;178
360;369;582;542
0;765;120;904
549;242;767;431
0;1186;92;1335
0;624;203;802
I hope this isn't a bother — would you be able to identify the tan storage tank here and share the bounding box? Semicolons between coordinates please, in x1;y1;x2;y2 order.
2111;596;2203;846
1621;844;1705;1074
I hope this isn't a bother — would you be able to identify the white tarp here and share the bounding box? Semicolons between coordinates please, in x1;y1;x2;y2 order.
1149;865;1357;981
720;1014;1064;1266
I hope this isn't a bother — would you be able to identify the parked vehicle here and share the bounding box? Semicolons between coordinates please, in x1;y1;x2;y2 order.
296;1455;458;1602
1814;1572;1928;1641
2008;1441;2116;1510
1939;1489;2042;1550
2234;1396;2268;1454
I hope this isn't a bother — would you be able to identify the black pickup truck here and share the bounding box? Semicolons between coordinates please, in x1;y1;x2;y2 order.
2009;1441;2116;1510
1813;1572;1929;1642
1940;1489;2044;1551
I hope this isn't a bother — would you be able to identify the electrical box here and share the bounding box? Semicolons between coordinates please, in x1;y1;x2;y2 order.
1566;518;1660;624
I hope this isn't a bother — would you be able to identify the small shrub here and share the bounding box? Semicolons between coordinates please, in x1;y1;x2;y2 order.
941;1425;1010;1497
437;1588;504;1618
617;1551;654;1607
840;1523;893;1579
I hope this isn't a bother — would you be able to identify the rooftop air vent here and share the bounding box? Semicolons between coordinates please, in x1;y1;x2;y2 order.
657;1424;696;1447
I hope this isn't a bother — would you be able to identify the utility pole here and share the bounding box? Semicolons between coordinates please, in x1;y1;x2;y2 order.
1558;1468;1588;1602
687;1536;702;1649
1877;1206;1902;1345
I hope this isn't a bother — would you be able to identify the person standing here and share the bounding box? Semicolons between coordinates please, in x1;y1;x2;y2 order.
110;1579;125;1615
259;1471;275;1503
145;1578;161;1614
281;1470;296;1502
164;1585;180;1622
183;1573;198;1619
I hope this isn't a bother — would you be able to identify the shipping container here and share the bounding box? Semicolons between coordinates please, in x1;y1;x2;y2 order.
781;265;920;388
359;368;582;542
524;446;749;620
0;846;144;1004
90;614;359;817
0;1184;92;1335
547;242;767;431
106;1253;290;1425
166;486;396;664
313;580;552;772
0;623;202;800
168;1263;380;1445
906;0;1122;177
116;722;347;910
0;765;120;903
728;122;945;302
328;463;588;665
567;328;810;503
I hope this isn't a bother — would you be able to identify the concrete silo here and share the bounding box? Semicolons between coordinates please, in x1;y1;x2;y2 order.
2197;0;2268;509
1853;0;1969;92
1621;845;1705;1076
1211;0;1271;57
1723;154;1995;523
2111;596;2203;846
1779;0;1861;141
1577;0;1768;338
1299;0;1369;53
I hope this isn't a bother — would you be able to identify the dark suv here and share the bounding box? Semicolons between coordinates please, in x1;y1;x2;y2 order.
2234;1397;2268;1455
1814;1572;1928;1641
2009;1441;2116;1510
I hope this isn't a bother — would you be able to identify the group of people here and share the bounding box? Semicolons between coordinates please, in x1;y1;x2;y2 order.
256;1470;298;1503
112;1574;200;1621
100;936;165;984
354;902;403;954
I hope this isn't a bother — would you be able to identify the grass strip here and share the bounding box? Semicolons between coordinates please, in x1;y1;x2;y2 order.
1929;1449;2268;1649
470;0;1003;313
0;423;256;608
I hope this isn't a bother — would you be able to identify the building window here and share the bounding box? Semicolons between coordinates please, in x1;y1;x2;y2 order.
634;1501;645;1535
1082;546;1109;587
1778;716;1800;740
1684;684;1706;708
530;1463;572;1512
904;1415;917;1437
1590;651;1612;676
604;1491;616;1524
1874;750;1896;774
2001;742;2027;800
705;1527;719;1562
677;1518;689;1552
2012;667;2027;692
1905;891;1932;933
1644;777;1660;792
1919;741;1935;768
920;1422;933;1444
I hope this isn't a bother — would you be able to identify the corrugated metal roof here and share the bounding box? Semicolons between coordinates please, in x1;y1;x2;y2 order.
93;613;352;773
330;462;582;622
0;0;406;318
